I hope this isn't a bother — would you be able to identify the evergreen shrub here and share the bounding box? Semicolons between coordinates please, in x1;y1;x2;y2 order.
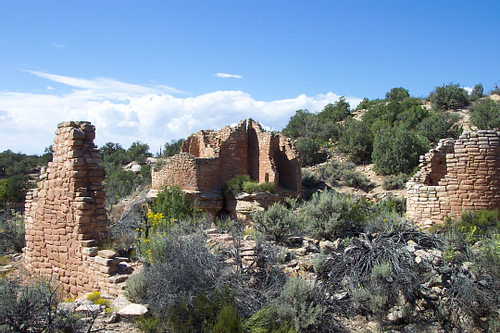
252;202;299;242
372;126;430;175
416;112;462;143
295;137;325;167
301;190;366;240
223;175;276;196
337;119;373;163
428;83;470;111
152;184;198;222
382;173;408;190
470;99;500;130
318;160;373;190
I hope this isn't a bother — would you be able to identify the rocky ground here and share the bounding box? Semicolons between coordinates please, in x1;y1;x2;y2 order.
2;225;456;333
204;226;456;333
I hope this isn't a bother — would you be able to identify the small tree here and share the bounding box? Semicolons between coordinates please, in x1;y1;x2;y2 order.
163;139;184;157
152;184;197;222
127;141;152;163
372;126;430;175
337;119;373;164
428;83;470;111
470;83;484;101
295;137;324;167
282;109;336;144
0;174;30;208
470;99;500;130
416;112;462;143
385;87;410;101
282;109;314;139
100;142;129;165
319;96;351;122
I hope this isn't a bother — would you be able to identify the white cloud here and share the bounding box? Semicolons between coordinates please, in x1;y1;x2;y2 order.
47;86;54;90
0;71;361;155
463;86;473;94
215;73;242;79
51;44;66;49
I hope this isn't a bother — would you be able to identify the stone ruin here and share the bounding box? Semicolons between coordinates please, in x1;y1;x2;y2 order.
23;119;301;296
407;130;500;225
23;120;500;297
24;121;133;297
150;119;302;220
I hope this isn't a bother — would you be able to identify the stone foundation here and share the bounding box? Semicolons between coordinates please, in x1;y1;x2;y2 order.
407;130;500;225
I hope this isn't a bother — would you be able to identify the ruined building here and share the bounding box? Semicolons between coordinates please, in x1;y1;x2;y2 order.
23;119;301;296
407;130;500;225
24;121;132;296
151;119;302;220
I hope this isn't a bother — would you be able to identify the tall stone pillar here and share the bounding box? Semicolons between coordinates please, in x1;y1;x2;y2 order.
25;121;108;295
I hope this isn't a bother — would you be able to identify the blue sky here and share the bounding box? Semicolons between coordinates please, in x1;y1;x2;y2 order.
1;0;498;154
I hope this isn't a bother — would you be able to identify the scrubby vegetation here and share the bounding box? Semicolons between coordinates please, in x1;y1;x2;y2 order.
295;137;326;167
223;175;276;196
0;277;86;332
0;211;25;254
252;200;299;242
382;173;408;190
317;160;373;191
470;99;500;130
300;190;367;240
99;141;153;206
116;183;500;332
428;83;470;111
372;126;430;175
281;83;500;176
161;138;185;157
0;149;51;255
0;148;52;209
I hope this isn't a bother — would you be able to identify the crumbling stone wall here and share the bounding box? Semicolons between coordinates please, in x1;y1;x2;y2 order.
247;120;301;194
24;121;131;296
407;130;500;225
151;119;302;219
151;153;220;192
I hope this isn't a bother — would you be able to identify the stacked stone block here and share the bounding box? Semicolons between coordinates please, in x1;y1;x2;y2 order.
25;121;131;296
407;130;500;225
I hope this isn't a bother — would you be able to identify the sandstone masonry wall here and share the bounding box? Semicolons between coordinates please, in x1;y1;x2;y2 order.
407;130;500;225
151;119;302;219
25;121;132;297
247;120;301;194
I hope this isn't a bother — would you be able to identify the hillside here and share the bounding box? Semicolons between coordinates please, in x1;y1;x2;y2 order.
2;85;500;333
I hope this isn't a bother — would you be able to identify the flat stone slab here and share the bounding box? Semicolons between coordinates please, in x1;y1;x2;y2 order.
76;303;103;313
98;250;117;258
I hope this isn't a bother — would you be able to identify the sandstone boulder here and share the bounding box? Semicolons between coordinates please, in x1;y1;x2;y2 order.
117;304;148;317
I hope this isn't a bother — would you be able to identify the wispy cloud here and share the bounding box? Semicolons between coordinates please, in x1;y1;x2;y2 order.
0;71;361;154
47;86;54;90
215;73;242;79
27;70;186;97
51;43;66;49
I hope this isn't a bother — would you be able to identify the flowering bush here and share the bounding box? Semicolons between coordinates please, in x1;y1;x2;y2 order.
137;212;173;263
